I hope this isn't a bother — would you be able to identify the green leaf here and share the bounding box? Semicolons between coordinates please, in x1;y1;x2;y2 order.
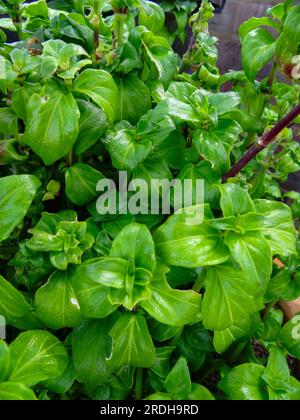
219;364;267;400
74;99;108;155
149;346;175;378
224;232;272;295
165;357;191;398
194;120;242;173
8;331;68;386
208;92;240;115
241;28;276;82
141;264;201;326
35;269;81;330
0;275;32;324
0;175;41;243
106;129;152;171
213;317;251;354
42;359;77;395
73;69;118;123
72;315;119;392
202;264;257;331
0;340;10;382
0;108;18;136
254;199;296;256
279;315;300;359
71;267;118;319
110;223;156;272
78;257;128;289
265;269;300;302
218;184;255;218
139;1;165;32
276;5;300;71
109;313;155;369
0;382;37;400
188;383;215;400
239;17;281;41
155;205;229;268
65;163;105;206
115;73;151;125
261;346;290;395
24;85;80;165
176;323;214;371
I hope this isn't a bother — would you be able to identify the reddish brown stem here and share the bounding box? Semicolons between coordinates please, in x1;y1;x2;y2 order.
222;103;300;182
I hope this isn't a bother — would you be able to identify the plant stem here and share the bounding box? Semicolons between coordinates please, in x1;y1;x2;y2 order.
268;62;278;89
261;301;277;320
114;9;127;48
134;368;143;401
12;4;23;41
228;341;248;365
67;150;73;167
222;103;300;182
92;0;101;65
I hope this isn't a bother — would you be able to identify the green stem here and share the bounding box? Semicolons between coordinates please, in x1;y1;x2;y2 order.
268;62;278;90
192;269;205;293
261;301;277;320
114;11;126;48
134;368;143;401
12;4;24;41
67;150;73;167
228;341;248;365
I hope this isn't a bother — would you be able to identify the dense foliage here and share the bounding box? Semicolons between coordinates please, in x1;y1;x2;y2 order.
0;0;300;401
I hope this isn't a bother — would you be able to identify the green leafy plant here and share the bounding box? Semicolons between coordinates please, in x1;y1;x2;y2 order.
0;0;300;401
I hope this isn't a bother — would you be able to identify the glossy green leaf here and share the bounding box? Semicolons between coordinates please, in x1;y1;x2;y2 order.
155;205;229;268
141;264;201;327
202;264;257;331
218;183;255;218
109;313;155;369
164;357;191;398
24;85;80;165
74;99;108;155
194;120;241;173
65;163;105;206
219;364;267;400
78;257;128;288
0;175;41;243
242;28;276;82
0;382;37;400
35;269;81;330
106;129;152;171
279;315;300;359
72;315;119;391
110;223;156;272
71;268;118;319
8;331;68;386
42;359;77;395
139;1;165;32
208;92;240;115
265;269;300;303
239;17;281;41
0;275;32;324
225;232;272;295
0;340;10;382
73;69;118;123
261;346;290;395
188;383;215;400
254;199;296;256
115;73;151;125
